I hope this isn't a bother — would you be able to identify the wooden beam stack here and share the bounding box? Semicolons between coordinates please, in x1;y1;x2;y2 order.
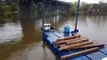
53;34;105;60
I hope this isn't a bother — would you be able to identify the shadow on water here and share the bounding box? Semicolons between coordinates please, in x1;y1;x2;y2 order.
21;20;40;43
0;19;42;60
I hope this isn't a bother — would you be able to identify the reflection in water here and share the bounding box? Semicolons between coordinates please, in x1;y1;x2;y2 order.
78;15;107;44
20;20;39;43
1;19;55;60
0;15;107;60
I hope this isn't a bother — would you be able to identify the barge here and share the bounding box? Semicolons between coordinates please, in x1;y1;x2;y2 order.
40;0;107;59
42;24;107;60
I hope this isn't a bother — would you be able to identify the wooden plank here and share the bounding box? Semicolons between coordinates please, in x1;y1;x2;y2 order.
61;47;99;60
69;44;104;50
56;34;81;42
60;44;66;48
54;37;88;45
59;42;93;51
75;34;81;38
57;40;89;48
66;39;89;45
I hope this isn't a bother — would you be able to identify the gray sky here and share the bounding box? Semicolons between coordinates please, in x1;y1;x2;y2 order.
59;0;107;3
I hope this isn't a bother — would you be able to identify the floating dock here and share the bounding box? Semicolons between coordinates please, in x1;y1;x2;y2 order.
43;30;107;60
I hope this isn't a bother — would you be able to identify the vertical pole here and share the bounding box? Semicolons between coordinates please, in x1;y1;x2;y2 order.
49;1;51;19
74;0;80;33
42;0;45;31
42;0;45;40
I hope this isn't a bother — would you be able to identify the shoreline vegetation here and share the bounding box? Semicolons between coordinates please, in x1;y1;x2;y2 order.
0;1;19;23
70;2;107;16
0;1;107;22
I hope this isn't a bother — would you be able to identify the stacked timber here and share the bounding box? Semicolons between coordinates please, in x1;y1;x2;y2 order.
53;34;105;60
61;47;99;60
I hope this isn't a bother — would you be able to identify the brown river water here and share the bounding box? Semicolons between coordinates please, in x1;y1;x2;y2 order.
0;15;107;60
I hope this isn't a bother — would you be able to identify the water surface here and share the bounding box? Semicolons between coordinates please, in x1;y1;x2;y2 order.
0;15;107;60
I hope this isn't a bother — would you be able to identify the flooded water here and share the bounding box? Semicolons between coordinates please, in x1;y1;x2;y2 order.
0;15;107;60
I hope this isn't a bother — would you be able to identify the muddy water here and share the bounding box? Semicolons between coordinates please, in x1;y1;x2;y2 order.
0;15;107;60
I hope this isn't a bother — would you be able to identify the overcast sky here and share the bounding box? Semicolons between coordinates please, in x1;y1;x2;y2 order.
59;0;107;3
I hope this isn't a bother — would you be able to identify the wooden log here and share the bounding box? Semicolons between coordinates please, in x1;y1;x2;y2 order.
61;47;99;60
54;39;76;45
54;37;88;45
54;38;88;46
56;36;76;42
66;39;89;45
78;37;88;41
75;34;81;38
56;34;81;42
58;40;89;48
60;44;66;47
70;44;105;50
59;41;93;51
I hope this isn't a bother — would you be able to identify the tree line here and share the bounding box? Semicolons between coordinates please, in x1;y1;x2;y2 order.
0;1;107;22
0;1;19;22
70;1;107;15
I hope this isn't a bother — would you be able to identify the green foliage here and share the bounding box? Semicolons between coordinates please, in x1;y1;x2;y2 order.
0;6;4;17
70;2;88;15
70;2;77;15
0;2;19;21
80;2;87;10
4;11;12;18
0;3;5;19
10;3;19;12
79;2;89;15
